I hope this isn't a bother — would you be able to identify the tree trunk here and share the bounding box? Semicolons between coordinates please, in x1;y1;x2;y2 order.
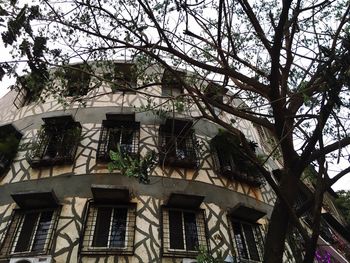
263;170;299;263
303;181;325;263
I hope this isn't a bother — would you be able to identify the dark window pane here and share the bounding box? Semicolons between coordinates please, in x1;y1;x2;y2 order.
45;135;59;158
184;212;198;251
93;207;112;247
15;213;39;252
120;129;134;154
32;211;53;252
169;210;184;249
110;208;127;248
108;129;122;152
243;224;260;261
232;221;248;259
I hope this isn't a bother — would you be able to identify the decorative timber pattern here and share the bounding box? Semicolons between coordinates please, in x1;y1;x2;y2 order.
0;71;281;262
0;196;249;262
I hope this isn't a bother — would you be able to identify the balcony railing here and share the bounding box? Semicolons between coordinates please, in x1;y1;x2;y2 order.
27;123;81;168
212;147;264;187
96;123;140;162
159;132;198;168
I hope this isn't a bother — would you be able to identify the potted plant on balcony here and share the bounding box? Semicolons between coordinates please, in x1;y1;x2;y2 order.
211;130;263;186
0;133;21;175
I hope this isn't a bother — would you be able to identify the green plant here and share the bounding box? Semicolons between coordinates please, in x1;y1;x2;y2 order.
108;146;157;184
211;130;260;174
0;134;20;160
196;246;230;263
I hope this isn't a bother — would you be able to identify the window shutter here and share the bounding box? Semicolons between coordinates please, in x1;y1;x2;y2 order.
92;207;112;247
169;210;184;249
32;211;54;252
184;212;198;251
110;208;127;247
14;213;39;252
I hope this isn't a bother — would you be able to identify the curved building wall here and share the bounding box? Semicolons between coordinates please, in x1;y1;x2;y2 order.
0;65;279;263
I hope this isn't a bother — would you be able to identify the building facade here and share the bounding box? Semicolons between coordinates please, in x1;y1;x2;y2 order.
0;62;346;263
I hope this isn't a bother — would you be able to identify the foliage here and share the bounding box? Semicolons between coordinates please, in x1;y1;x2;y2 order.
0;134;20;160
335;190;350;227
196;246;228;263
108;146;157;184
211;129;261;174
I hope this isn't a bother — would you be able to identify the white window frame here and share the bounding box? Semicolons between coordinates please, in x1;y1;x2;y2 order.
10;209;57;255
229;219;264;263
162;207;208;257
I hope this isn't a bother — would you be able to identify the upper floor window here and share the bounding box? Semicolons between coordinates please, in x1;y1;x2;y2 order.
13;73;48;108
159;118;198;168
230;219;263;262
64;64;91;96
27;115;81;168
204;82;227;104
81;186;136;255
162;69;185;97
162;194;208;258
97;114;140;162
0;191;59;257
0;124;22;176
105;63;137;93
211;131;264;187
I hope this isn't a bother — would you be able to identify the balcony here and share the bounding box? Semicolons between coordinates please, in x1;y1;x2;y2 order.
159;119;198;168
27;116;81;168
211;131;264;187
96;118;140;162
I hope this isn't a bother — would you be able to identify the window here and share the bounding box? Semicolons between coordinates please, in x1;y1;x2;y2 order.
106;63;137;93
159;119;198;168
97;115;140;162
230;220;263;262
13;73;47;108
162;69;185;97
204;82;227;104
0;209;58;256
162;207;208;257
0;124;22;175
27;116;81;167
81;203;136;255
211;131;264;186
64;64;91;96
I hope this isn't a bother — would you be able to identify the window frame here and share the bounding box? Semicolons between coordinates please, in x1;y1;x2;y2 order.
158;119;198;168
109;63;137;93
211;135;264;187
161;69;185;97
80;201;136;255
161;206;209;258
27;118;81;168
228;218;264;263
0;207;60;257
64;64;91;97
96;120;140;162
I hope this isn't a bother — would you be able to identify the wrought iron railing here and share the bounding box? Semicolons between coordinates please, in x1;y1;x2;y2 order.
96;122;140;162
212;149;264;187
27;122;81;167
162;207;208;257
80;203;136;255
158;131;198;168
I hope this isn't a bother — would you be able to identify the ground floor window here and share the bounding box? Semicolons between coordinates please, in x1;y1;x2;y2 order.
162;207;208;257
231;220;263;262
81;203;136;255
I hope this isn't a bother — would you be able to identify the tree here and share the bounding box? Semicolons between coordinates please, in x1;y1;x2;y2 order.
1;0;350;262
